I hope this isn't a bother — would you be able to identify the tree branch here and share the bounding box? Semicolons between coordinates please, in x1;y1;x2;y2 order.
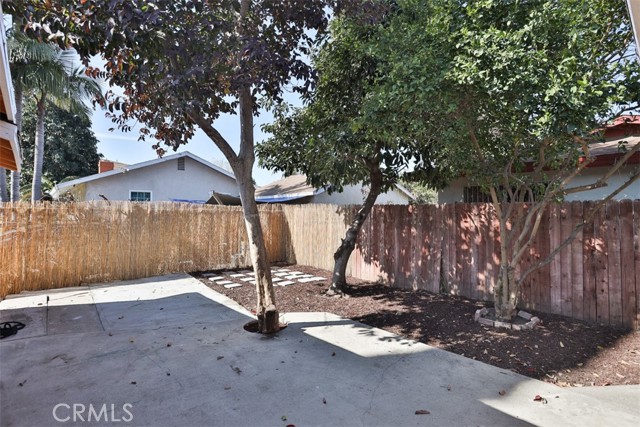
188;112;239;164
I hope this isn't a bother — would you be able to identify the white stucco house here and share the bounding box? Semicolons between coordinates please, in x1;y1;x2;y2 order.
438;120;640;204
255;174;414;205
52;152;238;202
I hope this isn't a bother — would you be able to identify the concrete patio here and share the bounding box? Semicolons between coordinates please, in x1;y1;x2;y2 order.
0;274;638;427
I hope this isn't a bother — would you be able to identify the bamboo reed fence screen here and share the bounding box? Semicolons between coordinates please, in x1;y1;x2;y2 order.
0;202;289;297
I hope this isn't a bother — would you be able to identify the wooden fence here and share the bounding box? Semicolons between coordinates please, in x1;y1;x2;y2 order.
280;201;640;330
1;201;638;329
0;202;289;297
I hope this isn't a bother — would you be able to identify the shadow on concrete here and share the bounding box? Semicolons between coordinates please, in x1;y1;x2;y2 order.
1;276;635;426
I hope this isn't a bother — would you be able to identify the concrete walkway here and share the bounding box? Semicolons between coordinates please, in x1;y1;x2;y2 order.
0;274;638;427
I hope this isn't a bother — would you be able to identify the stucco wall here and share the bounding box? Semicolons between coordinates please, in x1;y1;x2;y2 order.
312;184;410;205
437;165;640;203
75;156;238;202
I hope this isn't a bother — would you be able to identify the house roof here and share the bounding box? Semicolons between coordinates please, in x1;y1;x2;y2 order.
582;135;640;167
0;2;20;172
53;151;235;195
605;115;640;128
255;174;326;202
255;174;415;203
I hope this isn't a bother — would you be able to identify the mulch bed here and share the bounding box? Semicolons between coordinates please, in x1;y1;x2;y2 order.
194;264;640;388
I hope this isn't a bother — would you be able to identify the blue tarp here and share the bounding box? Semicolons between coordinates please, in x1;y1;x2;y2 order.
255;194;310;203
169;198;208;204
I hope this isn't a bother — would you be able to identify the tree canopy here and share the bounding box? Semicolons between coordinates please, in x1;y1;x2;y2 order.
368;0;640;319
19;100;101;188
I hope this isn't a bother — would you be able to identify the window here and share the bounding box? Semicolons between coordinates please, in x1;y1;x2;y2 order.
177;157;185;170
130;191;152;202
463;186;492;203
463;185;540;203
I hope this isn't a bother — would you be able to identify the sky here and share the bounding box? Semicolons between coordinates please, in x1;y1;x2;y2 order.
90;103;290;186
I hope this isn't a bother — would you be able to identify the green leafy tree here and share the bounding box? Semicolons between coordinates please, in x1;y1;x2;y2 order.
400;180;437;205
9;31;102;201
371;0;640;320
259;9;448;294
10;0;346;333
19;99;102;191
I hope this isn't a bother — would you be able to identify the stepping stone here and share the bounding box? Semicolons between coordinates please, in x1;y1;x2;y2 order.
277;281;295;286
286;271;303;275
277;269;290;272
310;277;327;281
229;273;246;278
223;283;242;289
298;274;313;279
217;280;235;285
274;272;290;277
207;276;225;281
202;272;219;278
298;277;321;283
271;277;283;282
284;275;304;280
240;277;255;282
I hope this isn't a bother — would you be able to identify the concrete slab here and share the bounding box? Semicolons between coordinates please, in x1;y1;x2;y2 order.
1;274;638;427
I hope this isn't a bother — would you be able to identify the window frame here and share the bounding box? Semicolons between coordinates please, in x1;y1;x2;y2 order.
129;190;152;202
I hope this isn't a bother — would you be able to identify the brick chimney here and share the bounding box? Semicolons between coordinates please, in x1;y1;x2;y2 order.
99;160;115;173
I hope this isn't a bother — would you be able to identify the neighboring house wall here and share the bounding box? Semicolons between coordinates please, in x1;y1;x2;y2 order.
437;164;640;203
64;156;238;202
312;184;411;205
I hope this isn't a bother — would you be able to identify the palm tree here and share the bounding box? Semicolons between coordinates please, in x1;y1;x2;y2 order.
9;32;102;201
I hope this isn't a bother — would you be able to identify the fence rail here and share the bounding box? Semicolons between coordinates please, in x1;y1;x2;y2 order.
1;201;638;329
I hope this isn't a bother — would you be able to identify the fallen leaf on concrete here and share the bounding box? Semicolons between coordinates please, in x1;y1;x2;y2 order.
533;395;547;404
447;385;452;391
281;416;287;421
217;356;224;360
231;366;242;375
331;352;336;357
498;390;506;396
224;386;231;390
322;398;327;404
166;342;172;347
131;381;137;385
415;410;431;415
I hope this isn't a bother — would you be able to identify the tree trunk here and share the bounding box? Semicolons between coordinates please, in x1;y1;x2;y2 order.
31;98;46;202
234;85;279;334
0;168;7;202
328;162;383;295
11;85;23;202
493;215;518;320
10;171;20;201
